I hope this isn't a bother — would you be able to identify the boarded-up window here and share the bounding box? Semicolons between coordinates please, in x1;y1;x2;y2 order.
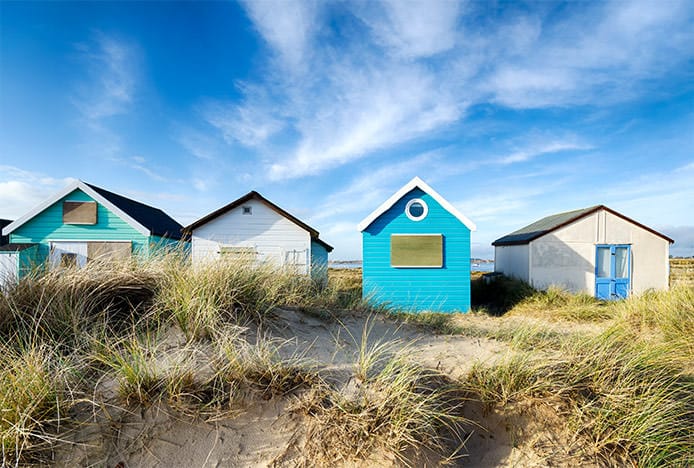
220;246;257;261
391;234;443;268
63;201;97;224
87;242;131;261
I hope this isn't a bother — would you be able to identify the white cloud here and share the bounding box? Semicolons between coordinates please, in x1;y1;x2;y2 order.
487;0;694;108
203;98;284;148
312;151;443;221
206;0;692;183
498;141;593;164
357;0;462;58
0;166;74;219
240;0;319;71
175;127;220;160
73;33;137;121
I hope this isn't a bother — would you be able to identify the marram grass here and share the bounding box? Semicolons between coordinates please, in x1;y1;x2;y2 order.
0;254;691;465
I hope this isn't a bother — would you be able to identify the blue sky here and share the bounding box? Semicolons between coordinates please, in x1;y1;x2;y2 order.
1;0;693;259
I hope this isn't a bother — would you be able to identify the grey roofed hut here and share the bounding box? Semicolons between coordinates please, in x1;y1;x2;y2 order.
492;205;673;299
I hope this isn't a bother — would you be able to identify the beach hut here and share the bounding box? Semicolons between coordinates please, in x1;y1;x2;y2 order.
0;180;185;281
492;205;673;299
183;191;333;281
358;177;476;313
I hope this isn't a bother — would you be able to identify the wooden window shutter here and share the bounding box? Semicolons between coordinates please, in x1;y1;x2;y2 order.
87;242;132;261
390;234;443;268
63;201;97;224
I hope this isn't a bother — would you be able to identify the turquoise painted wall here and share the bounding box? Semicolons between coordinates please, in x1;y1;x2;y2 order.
310;240;329;283
150;235;189;255
10;189;150;270
18;245;40;278
362;188;471;313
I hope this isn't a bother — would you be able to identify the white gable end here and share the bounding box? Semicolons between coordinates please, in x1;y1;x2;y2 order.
190;198;311;271
357;176;476;232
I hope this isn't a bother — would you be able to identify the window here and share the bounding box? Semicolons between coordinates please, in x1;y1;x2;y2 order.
405;198;428;221
596;247;611;278
242;206;252;215
60;253;78;268
391;234;443;267
63;201;97;224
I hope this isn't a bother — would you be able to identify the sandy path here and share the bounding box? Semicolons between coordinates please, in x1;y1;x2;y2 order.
267;308;507;381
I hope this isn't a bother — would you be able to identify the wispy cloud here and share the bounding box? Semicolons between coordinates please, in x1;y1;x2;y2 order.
73;33;138;121
175;126;221;161
311;150;443;221
356;0;462;58
241;0;319;71
0;166;74;218
205;0;692;182
498;141;594;164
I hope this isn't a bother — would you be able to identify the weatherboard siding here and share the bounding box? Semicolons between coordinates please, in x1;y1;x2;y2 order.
191;198;311;273
310;239;329;282
362;188;471;313
9;189;149;262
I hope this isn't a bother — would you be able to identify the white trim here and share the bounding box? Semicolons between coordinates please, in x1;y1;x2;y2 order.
357;176;476;232
405;198;428;221
47;239;133;243
2;180;150;237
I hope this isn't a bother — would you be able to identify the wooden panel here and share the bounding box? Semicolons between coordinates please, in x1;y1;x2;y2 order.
391;234;443;268
63;201;97;224
220;246;257;261
87;241;132;261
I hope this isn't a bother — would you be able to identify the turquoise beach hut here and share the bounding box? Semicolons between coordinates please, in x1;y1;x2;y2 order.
0;180;185;282
358;177;476;313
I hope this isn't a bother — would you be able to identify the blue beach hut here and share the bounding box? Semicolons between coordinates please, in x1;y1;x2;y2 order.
358;177;476;313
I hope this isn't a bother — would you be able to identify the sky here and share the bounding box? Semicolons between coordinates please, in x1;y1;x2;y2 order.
1;0;693;259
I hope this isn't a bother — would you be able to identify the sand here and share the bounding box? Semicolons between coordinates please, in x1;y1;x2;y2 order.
49;309;594;467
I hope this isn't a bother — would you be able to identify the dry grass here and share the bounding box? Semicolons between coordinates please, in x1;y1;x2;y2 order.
0;344;70;466
1;256;691;466
296;320;465;464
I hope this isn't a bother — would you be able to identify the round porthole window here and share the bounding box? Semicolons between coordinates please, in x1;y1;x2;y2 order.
405;198;428;221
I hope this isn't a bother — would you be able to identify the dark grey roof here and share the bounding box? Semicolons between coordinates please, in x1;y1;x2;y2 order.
493;206;599;246
0;219;11;245
85;183;184;240
493;205;674;246
0;243;37;252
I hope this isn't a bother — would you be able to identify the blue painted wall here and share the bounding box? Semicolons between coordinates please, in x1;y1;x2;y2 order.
362;188;471;313
310;239;329;283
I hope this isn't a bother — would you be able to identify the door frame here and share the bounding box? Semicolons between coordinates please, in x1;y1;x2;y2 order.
595;244;631;300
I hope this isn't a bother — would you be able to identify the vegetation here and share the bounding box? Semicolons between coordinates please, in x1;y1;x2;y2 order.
296;320;465;464
0;256;691;466
398;275;694;467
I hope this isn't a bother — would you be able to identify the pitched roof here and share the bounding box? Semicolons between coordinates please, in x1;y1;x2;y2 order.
2;181;184;240
493;205;674;246
0;219;12;245
0;243;37;252
85;183;184;239
184;191;333;252
357;176;476;232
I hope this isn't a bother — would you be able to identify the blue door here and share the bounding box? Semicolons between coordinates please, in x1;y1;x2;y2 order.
595;245;631;300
